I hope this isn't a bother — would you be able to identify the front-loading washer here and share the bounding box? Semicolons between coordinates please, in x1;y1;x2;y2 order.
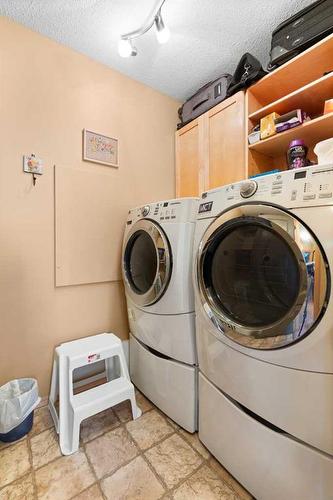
193;165;333;499
122;197;198;431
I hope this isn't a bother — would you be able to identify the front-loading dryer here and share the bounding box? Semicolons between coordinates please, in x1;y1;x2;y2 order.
193;165;333;499
122;197;198;431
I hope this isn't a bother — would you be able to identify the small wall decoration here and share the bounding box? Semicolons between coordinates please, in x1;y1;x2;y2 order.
83;129;119;167
23;154;44;185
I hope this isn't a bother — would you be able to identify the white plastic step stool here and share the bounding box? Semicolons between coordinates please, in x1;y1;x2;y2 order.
48;333;141;455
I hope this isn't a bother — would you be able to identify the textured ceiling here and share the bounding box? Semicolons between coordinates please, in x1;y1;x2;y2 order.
0;0;314;100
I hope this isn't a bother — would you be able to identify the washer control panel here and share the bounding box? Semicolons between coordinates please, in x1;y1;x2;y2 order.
266;167;333;202
127;198;198;225
198;165;333;219
147;201;178;221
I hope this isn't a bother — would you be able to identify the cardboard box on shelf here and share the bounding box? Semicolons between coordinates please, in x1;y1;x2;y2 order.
260;112;280;140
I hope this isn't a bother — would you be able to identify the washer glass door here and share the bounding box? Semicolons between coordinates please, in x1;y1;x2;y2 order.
198;204;329;349
123;219;171;306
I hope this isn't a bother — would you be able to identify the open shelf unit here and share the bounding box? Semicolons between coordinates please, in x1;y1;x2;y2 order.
249;113;333;156
248;73;333;123
246;33;333;177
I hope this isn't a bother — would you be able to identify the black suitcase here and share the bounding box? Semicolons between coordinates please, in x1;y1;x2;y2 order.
177;74;232;129
268;0;333;71
227;53;266;97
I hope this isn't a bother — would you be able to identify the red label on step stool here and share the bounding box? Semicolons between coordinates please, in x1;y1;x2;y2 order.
88;353;100;363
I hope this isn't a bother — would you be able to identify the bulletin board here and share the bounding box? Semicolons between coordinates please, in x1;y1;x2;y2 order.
55;165;123;286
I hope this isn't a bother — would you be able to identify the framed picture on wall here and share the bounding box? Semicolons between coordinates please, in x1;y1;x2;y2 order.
83;129;119;167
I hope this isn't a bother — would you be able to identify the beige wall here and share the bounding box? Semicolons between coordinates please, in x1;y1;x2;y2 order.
0;17;179;395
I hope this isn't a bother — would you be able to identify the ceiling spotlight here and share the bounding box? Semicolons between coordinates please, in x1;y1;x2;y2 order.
155;11;170;44
118;0;169;57
118;38;137;58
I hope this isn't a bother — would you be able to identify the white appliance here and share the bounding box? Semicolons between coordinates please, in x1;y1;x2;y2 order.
193;165;333;499
122;197;198;432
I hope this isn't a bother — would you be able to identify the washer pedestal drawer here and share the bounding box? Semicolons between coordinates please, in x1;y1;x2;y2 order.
129;334;197;432
199;372;333;500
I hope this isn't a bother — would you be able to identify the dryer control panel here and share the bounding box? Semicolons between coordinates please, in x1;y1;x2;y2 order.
197;164;333;219
126;197;199;225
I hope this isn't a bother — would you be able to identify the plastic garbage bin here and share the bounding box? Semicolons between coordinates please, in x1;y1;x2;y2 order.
0;378;40;442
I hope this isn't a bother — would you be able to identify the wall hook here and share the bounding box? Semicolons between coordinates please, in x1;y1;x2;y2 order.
23;154;44;185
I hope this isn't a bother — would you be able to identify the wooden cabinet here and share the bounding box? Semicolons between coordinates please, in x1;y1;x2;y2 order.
175;91;246;197
207;92;246;189
175;118;203;197
176;34;333;192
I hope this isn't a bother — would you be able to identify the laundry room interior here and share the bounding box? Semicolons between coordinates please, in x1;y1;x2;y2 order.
1;0;333;499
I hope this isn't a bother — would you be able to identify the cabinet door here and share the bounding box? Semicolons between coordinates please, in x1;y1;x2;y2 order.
175;118;205;197
206;91;246;190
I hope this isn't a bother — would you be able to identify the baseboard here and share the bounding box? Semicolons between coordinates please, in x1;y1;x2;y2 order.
38;396;49;408
123;339;129;366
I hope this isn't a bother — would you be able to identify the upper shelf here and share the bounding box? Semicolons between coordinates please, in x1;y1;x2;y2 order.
248;33;333;110
248;112;333;157
248;72;333;123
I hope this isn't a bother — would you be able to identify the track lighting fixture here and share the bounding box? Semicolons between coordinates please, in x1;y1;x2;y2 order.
118;0;169;57
118;38;137;57
155;11;170;44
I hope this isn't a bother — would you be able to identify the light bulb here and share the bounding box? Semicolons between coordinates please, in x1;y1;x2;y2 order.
118;38;137;57
156;25;170;44
155;13;170;44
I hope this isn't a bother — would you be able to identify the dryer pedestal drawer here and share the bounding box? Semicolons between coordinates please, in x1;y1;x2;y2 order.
127;302;196;365
199;372;333;500
130;334;197;432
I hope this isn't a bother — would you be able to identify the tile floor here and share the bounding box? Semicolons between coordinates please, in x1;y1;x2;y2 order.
0;389;253;500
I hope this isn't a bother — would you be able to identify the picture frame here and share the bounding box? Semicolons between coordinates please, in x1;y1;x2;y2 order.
83;129;119;167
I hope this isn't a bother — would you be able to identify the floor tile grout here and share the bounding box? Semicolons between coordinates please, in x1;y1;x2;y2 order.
139;420;206;495
0;391;251;499
26;434;38;500
68;480;101;500
165;460;206;498
165;410;252;499
91;418;174;483
81;429;108;500
84;407;202;496
79;407;121;446
0;404;133;495
93;415;204;497
141;452;170;495
0;437;37;497
135;407;249;498
1;416;206;497
151;421;209;497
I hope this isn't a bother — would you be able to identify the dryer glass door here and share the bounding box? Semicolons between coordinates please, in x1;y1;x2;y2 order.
126;230;157;294
197;204;329;349
123;219;172;307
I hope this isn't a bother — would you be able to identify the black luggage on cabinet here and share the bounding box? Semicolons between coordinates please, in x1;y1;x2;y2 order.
177;74;232;128
268;0;333;71
227;53;266;97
